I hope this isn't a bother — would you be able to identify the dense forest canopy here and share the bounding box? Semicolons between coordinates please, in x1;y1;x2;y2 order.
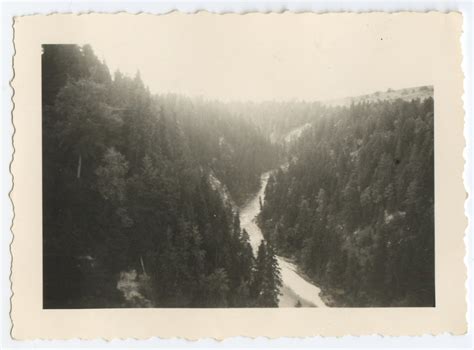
155;94;280;203
42;44;434;308
260;97;435;306
43;44;281;308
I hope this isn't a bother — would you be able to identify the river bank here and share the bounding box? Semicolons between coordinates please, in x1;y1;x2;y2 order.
239;171;328;308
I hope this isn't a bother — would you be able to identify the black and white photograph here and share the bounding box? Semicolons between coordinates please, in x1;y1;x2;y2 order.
40;16;437;310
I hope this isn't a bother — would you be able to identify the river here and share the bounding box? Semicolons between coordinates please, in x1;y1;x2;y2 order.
239;172;327;307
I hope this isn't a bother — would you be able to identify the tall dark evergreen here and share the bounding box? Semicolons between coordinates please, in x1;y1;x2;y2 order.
251;241;282;307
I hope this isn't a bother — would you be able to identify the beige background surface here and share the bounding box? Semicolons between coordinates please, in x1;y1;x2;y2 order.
10;12;466;339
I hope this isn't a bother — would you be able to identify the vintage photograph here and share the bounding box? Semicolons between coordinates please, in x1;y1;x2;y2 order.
9;11;466;339
42;41;434;309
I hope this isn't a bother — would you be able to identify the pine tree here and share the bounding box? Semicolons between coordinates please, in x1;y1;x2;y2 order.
253;241;282;307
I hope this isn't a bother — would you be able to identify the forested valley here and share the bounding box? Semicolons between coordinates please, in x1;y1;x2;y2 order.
43;44;434;308
43;45;281;308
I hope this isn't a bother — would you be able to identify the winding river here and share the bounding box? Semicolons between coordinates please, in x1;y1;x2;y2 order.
239;172;327;307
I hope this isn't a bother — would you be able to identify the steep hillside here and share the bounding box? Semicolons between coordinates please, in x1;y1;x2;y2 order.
260;96;435;307
42;44;280;308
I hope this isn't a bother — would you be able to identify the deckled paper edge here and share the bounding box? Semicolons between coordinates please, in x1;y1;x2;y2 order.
9;11;467;341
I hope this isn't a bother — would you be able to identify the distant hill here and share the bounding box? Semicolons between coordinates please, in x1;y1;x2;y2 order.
322;86;433;107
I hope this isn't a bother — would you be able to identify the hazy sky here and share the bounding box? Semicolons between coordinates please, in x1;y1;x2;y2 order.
77;12;437;102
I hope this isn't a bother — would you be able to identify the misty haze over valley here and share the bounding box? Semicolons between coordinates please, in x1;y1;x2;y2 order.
43;45;434;308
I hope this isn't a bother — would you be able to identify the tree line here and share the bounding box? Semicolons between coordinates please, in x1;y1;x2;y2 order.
42;44;281;308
